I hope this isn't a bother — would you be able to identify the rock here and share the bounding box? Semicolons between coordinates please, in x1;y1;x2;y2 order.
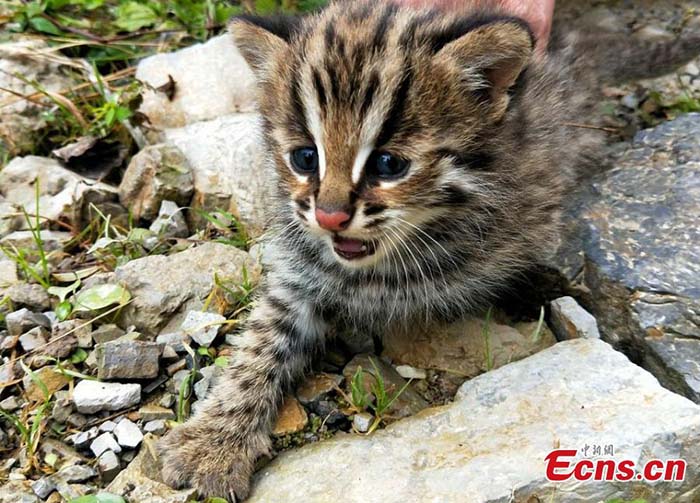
552;114;700;403
272;397;308;436
0;395;21;411
55;464;96;483
158;393;175;409
98;450;121;483
66;427;98;450
115;242;258;335
343;355;429;420
90;433;122;457
550;296;600;340
0;480;39;502
0;40;75;157
23;367;70;402
249;340;700;502
143;419;167;435
43;330;79;360
107;434;196;503
383;316;556;379
5;309;50;337
352;413;373;434
138;404;175;422
73;380;141;414
99;421;117;433
54;320;92;348
66;412;87;429
51;392;73;423
0;231;70;263
136;35;257;129
18;326;49;352
0;156;118;230
180;310;225;347
31;477;55;499
118;145;194;221
164;114;274;238
114;418;143;449
149;200;189;239
395;365;427;380
296;373;342;406
91;324;124;344
155;331;190;353
6;283;51;312
96;340;160;380
0;257;19;287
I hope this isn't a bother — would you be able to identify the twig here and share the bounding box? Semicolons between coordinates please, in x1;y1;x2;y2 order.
563;122;621;134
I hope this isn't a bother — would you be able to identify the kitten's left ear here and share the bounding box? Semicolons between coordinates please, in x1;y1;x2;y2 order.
435;18;534;114
229;14;302;80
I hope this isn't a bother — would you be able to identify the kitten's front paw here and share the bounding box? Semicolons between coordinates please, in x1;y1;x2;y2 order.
159;420;269;502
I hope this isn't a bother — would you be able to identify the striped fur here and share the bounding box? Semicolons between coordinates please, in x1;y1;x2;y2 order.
160;2;700;500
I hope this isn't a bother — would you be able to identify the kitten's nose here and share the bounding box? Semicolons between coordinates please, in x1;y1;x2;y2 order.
315;208;352;232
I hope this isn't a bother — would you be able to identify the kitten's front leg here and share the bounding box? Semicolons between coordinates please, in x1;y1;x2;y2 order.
160;285;325;501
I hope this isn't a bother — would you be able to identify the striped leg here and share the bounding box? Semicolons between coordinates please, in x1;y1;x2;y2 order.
160;285;326;501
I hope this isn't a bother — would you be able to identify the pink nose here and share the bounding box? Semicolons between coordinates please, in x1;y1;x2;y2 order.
315;208;352;232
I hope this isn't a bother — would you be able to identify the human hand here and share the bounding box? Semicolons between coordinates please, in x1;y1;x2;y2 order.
393;0;555;54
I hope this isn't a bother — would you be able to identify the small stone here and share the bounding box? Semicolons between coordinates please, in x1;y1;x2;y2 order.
66;413;88;429
56;464;96;483
54;320;92;348
161;345;178;360
0;334;19;351
159;393;175;409
5;308;50;337
180;311;226;347
91;324;124;344
620;93;639;110
166;359;187;376
169;369;190;394
23;367;70;402
296;373;342;406
138;404;175;422
43;330;79;359
31;477;55;499
96;340;160;380
352;413;373;434
67;427;98;450
272;397;308;436
144;419;167;435
119;144;194;221
149;200;189;238
51;393;73;423
73;380;141;414
0;258;18;287
395;365;427;380
90;433;122;457
156;331;191;353
312;400;346;426
550;296;600;341
99;420;117;433
18;326;49;352
6;283;51;311
0;395;21;411
98;450;121;483
114;419;143;449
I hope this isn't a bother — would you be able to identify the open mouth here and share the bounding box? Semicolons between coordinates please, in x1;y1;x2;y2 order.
332;235;377;261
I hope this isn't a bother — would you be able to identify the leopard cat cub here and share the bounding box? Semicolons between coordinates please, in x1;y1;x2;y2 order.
159;1;699;500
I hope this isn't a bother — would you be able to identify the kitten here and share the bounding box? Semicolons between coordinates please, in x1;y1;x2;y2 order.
159;1;700;500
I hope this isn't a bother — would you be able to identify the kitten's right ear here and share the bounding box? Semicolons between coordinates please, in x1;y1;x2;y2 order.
229;15;301;79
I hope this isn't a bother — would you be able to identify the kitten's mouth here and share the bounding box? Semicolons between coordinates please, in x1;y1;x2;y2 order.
332;235;376;261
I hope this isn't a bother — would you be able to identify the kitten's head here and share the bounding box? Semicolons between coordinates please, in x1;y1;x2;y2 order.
231;1;534;268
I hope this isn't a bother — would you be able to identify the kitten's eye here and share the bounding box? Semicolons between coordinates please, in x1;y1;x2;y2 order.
290;147;319;175
367;151;409;180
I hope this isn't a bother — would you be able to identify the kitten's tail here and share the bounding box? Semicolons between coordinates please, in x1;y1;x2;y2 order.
559;28;700;85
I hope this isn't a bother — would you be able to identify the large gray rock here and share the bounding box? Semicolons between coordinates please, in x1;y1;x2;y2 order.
249;339;700;502
0;39;75;156
115;242;259;336
552;114;700;403
164;114;274;238
73;380;141;414
136;34;257;129
0;156;118;231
